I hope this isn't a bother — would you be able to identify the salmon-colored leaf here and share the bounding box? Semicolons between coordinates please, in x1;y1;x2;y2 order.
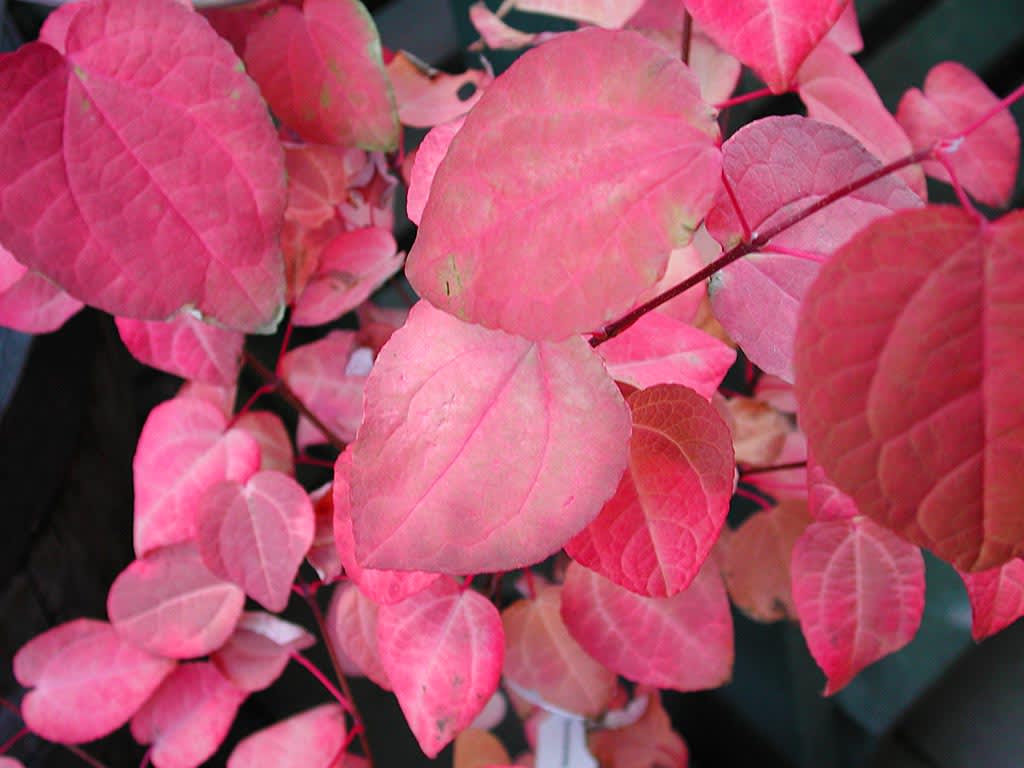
722;396;789;466
588;691;688;768
958;559;1024;641
386;51;491;128
227;703;345;768
115;314;244;386
514;0;645;27
212;612;315;692
469;3;552;50
454;728;512;768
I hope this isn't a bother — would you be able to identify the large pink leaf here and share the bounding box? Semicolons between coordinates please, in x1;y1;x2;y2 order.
705;115;922;381
130;662;246;768
107;542;245;659
196;471;315;611
377;580;504;757
13;619;174;744
897;61;1021;208
227;703;346;768
561;561;732;691
243;0;398;149
212;612;315;692
791;517;925;694
0;0;286;331
513;0;644;27
958;559;1024;641
684;0;848;92
350;301;630;573
133;396;261;557
386;52;491;128
405;28;720;341
0;243;82;332
501;586;617;717
115;314;244;386
326;582;391;688
794;207;1024;571
566;384;735;597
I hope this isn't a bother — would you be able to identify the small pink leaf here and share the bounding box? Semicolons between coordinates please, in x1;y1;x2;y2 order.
469;3;550;50
14;619;174;744
0;244;82;333
794;207;1024;571
897;61;1021;208
386;51;491;128
307;484;342;581
212;612;315;692
133;396;261;557
588;691;688;768
227;703;346;768
807;455;858;521
406;28;720;341
130;662;246;768
0;757;25;768
196;471;316;612
350;301;630;573
115;314;244;386
326;582;391;688
107;542;245;659
377;581;504;757
791;517;925;694
0;0;287;331
406;117;465;227
567;384;735;597
958;559;1024;641
233;411;295;475
513;0;645;27
561;561;733;691
243;0;398;149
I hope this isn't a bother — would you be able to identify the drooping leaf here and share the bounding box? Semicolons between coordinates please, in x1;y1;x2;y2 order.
350;301;630;573
406;117;465;227
130;662;246;768
791;517;925;694
107;542;245;659
587;690;688;768
794;207;1024;571
377;580;504;758
243;0;398;149
115;314;244;386
705;116;922;380
227;703;346;768
566;384;734;597
684;0;849;92
13;619;174;744
326;582;391;688
386;51;492;128
406;28;721;341
513;0;645;27
958;559;1024;641
0;0;287;331
561;561;732;691
212;612;315;692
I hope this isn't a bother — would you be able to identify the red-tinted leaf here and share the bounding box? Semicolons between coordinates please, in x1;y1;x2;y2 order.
794;207;1024;571
0;244;82;333
684;0;848;92
244;0;398;149
377;581;504;757
227;703;346;768
386;51;491;128
597;313;736;398
134;396;261;556
196;471;315;611
567;385;734;597
355;301;407;354
744;428;808;500
234;411;295;475
807;455;858;521
406;117;465;226
792;517;925;694
722;396;789;466
350;301;630;573
958;559;1024;641
634;228;717;325
212;612;315;692
514;0;644;27
754;373;797;413
502;586;617;717
115;314;244;386
131;662;246;768
201;0;280;56
14;619;174;744
0;0;286;331
108;542;244;659
469;3;551;50
588;691;688;768
307;484;342;581
326;582;391;688
283;144;365;230
176;380;236;419
406;28;720;341
705;116;922;380
720;500;811;621
897;61;1021;208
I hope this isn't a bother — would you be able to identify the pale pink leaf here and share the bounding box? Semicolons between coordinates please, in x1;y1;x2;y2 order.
684;0;848;92
307;484;342;581
131;662;246;768
897;61;1021;207
107;542;245;659
807;455;858;521
0;757;25;768
469;3;548;50
561;561;732;691
212;611;315;692
754;373;797;413
243;0;398;149
722;396;789;466
406;28;721;341
588;691;688;768
744;428;808;500
350;301;630;573
0;244;82;332
233;411;295;475
377;580;504;757
792;517;925;694
406;117;465;226
0;0;287;331
705;115;922;380
958;559;1024;641
13;619;174;744
196;471;316;612
227;703;345;768
326;582;391;688
794;207;1024;571
115;314;244;386
133;396;262;557
825;2;861;52
513;0;644;27
502;586;617;717
386;51;492;128
176;381;236;419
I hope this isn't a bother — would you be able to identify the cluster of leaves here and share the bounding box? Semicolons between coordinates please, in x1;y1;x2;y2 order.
1;0;1022;766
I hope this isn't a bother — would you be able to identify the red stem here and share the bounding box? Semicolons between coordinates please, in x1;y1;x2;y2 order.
715;86;775;111
523;568;538;600
760;243;827;263
733;486;774;509
275;317;296;376
230;382;277;424
460;574;476;590
954;81;1024;141
290;651;357;718
0;726;27;755
296;453;336;469
139;748;152;768
740;460;808;477
932;150;985;223
721;171;752;242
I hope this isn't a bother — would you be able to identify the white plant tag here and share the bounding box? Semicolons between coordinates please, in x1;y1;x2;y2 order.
536;711;597;768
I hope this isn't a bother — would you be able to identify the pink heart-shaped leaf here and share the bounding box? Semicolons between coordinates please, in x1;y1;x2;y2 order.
326;583;391;688
212;612;315;692
226;703;346;768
